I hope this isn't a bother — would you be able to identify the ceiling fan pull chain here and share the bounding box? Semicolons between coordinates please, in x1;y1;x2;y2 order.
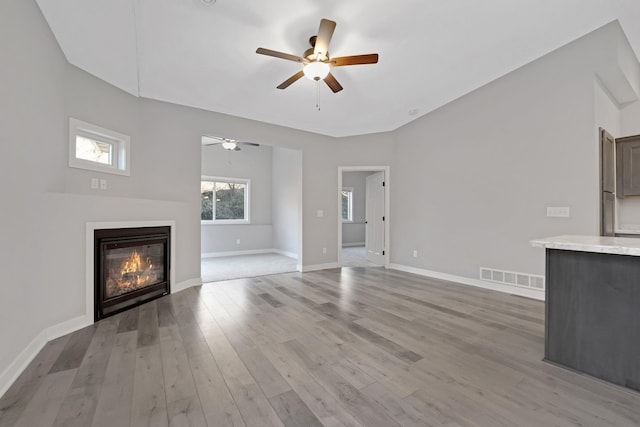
316;80;321;111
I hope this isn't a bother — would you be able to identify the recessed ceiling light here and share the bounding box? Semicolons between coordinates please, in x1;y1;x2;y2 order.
408;108;419;116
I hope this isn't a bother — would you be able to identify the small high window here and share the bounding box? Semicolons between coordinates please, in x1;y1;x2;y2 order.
201;177;250;224
341;187;353;222
69;118;130;175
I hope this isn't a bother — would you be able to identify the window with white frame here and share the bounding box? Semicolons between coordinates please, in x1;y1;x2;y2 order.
341;187;353;222
201;177;250;224
69;118;130;176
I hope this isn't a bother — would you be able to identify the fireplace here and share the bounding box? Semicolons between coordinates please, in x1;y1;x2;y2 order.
94;226;170;321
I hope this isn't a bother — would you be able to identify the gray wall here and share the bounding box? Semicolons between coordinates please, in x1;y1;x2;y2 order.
390;23;632;279
272;147;302;258
342;171;370;246
201;145;273;254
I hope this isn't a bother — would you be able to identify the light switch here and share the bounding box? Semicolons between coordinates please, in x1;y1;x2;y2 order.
99;179;107;190
91;178;99;189
547;206;570;217
317;210;324;217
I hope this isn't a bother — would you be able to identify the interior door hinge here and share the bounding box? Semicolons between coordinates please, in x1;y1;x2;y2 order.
382;181;385;187
382;250;385;255
382;216;385;221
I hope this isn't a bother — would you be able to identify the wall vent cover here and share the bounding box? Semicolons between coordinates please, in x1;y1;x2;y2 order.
480;267;544;291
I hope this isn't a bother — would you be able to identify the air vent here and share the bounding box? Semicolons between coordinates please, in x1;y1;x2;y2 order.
480;267;544;291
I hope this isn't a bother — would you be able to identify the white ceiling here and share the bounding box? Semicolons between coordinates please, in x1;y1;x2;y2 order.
35;0;640;137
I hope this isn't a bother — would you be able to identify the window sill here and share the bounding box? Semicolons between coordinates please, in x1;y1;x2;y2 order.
201;220;251;226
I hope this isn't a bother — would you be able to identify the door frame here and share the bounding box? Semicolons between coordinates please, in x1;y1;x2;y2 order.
337;166;390;268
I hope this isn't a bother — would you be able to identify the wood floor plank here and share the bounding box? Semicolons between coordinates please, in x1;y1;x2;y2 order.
188;353;246;427
259;342;364;427
137;301;160;348
268;390;324;427
200;326;284;427
0;335;70;427
13;369;77;427
130;344;168;427
48;324;97;374
91;331;137;427
159;324;207;427
52;318;119;427
283;339;402;427
238;348;292;399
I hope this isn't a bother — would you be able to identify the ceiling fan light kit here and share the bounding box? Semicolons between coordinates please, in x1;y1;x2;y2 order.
221;141;237;150
303;61;330;81
256;18;378;94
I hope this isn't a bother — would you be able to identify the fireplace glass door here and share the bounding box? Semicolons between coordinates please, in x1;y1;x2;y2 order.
95;226;170;321
104;240;166;299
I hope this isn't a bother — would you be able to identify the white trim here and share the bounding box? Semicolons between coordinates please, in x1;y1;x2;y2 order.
69;117;130;176
86;220;176;324
389;263;545;301
201;249;274;258
338;166;391;269
201;248;299;260
46;315;89;341
301;262;339;272
0;331;47;398
173;278;202;293
342;242;365;247
272;249;299;260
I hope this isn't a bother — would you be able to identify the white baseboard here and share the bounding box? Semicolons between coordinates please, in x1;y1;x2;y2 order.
173;278;202;293
271;249;299;260
389;263;545;301
0;331;47;398
0;275;202;399
301;262;339;273
47;315;90;341
342;242;365;247
201;249;274;258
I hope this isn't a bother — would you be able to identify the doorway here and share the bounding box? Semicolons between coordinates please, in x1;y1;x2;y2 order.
337;166;390;268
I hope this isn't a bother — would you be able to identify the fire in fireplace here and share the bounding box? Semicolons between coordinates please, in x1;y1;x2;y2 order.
95;226;170;321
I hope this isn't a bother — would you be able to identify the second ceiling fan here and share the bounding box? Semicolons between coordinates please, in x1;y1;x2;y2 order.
256;19;378;93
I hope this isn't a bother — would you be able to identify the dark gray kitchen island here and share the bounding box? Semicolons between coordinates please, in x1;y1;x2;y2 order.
532;235;640;392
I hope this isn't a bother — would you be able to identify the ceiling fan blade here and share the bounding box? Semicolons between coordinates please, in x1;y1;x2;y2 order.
331;54;379;67
202;135;225;146
324;72;343;93
239;142;260;147
234;146;242;151
314;19;336;59
277;71;305;89
256;47;305;63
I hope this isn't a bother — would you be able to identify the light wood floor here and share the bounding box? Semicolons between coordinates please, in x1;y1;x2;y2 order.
2;267;640;426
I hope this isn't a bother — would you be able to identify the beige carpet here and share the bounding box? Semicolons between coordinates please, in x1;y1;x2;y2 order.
201;252;298;283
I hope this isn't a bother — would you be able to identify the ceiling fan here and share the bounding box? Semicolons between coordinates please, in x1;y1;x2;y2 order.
256;19;378;93
202;135;260;151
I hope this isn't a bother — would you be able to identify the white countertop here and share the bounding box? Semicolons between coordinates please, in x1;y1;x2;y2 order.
531;235;640;256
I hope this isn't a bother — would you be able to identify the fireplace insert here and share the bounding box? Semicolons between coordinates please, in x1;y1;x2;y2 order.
94;226;170;321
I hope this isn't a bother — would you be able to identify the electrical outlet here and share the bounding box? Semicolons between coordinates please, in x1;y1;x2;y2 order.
413;250;418;258
99;179;107;190
322;247;327;255
547;206;570;217
236;239;241;245
91;178;99;189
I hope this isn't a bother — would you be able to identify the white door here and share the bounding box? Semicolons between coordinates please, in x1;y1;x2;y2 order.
365;171;385;265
